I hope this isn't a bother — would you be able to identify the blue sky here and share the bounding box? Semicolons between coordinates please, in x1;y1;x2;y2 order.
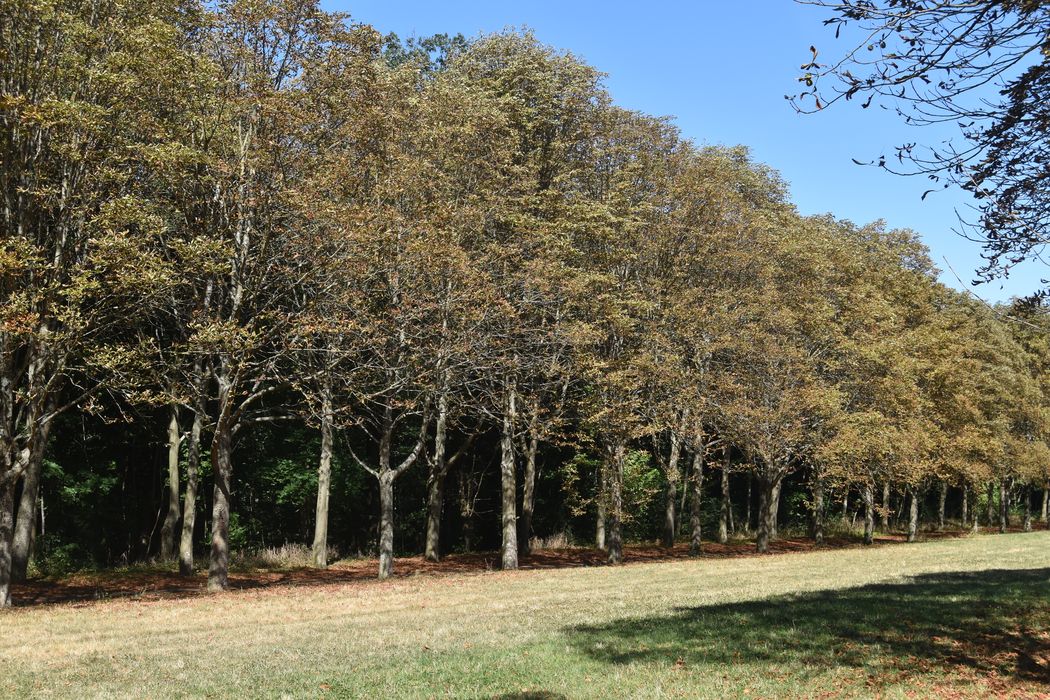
325;0;1044;302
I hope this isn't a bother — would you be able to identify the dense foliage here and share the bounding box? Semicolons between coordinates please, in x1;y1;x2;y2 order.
2;0;1049;607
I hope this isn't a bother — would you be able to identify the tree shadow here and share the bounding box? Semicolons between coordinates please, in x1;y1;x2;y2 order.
568;568;1050;689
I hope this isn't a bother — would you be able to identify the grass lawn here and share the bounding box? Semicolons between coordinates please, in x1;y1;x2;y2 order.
2;532;1049;699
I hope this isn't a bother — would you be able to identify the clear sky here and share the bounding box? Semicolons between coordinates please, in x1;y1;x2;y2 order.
323;0;1044;302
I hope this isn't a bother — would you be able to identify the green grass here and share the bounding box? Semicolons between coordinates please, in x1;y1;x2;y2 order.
3;532;1050;698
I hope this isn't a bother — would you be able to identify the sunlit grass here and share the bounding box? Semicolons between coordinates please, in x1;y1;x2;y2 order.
3;532;1049;698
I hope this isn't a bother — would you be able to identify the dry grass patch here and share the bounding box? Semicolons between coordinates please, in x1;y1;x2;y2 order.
2;531;1049;698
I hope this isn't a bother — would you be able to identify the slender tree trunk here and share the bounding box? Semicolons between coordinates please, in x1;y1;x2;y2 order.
1023;485;1032;532
663;477;677;549
160;406;181;561
770;480;782;540
178;404;203;576
499;388;517;570
811;474;825;545
961;485;969;528
756;473;782;553
718;466;730;544
937;481;947;531
745;474;752;533
519;431;539;556
600;474;609;549
0;478;15;607
424;471;444;563
999;479;1008;534
459;468;475;554
985;481;995;527
1042;481;1049;523
689;448;703;556
311;389;334;568
207;423;233;592
378;473;394;579
11;427;49;582
862;481;874;545
606;440;625;565
425;388;451;563
907;487;919;542
841;490;849;525
881;482;890;531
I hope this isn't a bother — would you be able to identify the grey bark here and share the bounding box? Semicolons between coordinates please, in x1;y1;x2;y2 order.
961;485;969;529
718;465;731;544
311;386;334;568
378;472;395;578
937;481;947;530
1023;485;1032;532
178;400;203;576
907;487;919;542
811;474;825;545
881;482;890;530
862;481;874;545
11;424;49;582
689;448;703;556
160;405;181;561
499;387;517;570
0;478;14;607
756;473;783;553
770;480;782;540
519;425;539;557
999;479;1009;534
207;421;233;591
1042;481;1049;523
606;440;625;564
986;481;995;527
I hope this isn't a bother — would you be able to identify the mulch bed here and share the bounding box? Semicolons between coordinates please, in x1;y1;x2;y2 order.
9;526;1038;608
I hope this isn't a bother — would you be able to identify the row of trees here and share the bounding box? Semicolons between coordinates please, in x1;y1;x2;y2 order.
2;0;1048;607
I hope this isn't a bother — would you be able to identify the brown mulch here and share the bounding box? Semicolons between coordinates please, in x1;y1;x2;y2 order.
9;527;1037;608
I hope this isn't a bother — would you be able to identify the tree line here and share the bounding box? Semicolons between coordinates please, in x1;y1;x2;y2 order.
2;0;1048;607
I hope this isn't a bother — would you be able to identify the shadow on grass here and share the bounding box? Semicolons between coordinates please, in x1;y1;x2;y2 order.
568;568;1050;688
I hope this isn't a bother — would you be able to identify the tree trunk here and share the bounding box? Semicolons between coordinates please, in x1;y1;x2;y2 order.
0;478;15;607
424;470;444;563
378;473;394;579
907;487;919;542
862;481;874;545
1042;481;1049;523
689;449;703;556
595;496;606;551
663;476;677;549
999;479;1008;534
499;388;517;570
311;389;334;568
756;474;782;553
11;427;49;582
770;480;782;540
519;431;539;556
1023;485;1032;532
207;423;233;592
811;474;825;545
881;482;890;530
841;490;849;525
745;474;752;533
713;465;727;544
160;406;181;561
178;404;203;576
985;481;995;527
937;481;947;531
961;485;969;529
606;440;625;565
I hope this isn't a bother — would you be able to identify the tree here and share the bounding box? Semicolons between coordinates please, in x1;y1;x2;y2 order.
0;0;201;605
795;0;1050;285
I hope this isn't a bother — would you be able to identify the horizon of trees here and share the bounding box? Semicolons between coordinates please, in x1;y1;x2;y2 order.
2;0;1049;608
